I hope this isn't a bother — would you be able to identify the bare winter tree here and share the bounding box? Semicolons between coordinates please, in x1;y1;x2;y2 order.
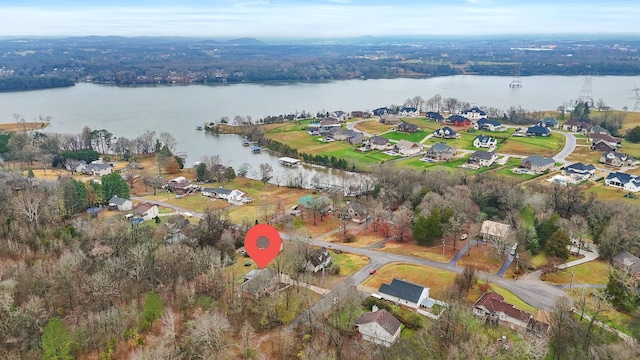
184;311;232;359
158;132;178;153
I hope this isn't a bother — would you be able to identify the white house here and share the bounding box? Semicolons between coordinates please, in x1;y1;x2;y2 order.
468;151;498;167
378;278;430;310
305;247;332;273
108;196;133;211
461;107;487;120
228;189;246;203
393;140;423;156
474;118;503;132
562;163;596;181
473;135;497;148
605;172;640;192
398;107;419;117
134;202;159;221
355;309;402;348
201;187;216;197
83;163;112;177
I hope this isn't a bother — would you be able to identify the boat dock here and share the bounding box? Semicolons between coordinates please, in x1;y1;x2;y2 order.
278;157;302;166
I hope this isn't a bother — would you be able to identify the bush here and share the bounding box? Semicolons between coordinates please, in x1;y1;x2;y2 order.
362;296;391;312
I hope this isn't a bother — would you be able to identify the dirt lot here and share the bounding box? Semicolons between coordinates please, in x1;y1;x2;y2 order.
375;240;461;263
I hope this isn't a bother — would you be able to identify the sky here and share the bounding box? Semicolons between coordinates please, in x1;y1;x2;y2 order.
0;0;639;39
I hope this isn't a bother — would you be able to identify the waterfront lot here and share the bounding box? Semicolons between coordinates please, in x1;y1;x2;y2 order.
498;132;565;156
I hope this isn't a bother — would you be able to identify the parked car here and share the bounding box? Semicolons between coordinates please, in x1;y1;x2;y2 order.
510;243;517;256
460;234;468;241
369;268;377;275
244;262;252;267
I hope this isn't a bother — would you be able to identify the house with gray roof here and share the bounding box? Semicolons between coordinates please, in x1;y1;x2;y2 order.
520;156;555;173
394;140;423;156
605;172;640;192
538;117;559;128
83;163;113;177
367;135;391;150
599;152;638;167
108;196;133;211
468;151;498;167
461;107;487;120
378;278;430;310
355;309;403;348
339;202;367;223
346;130;366;145
424;142;456;161
306;247;331;273
379;114;402;125
238;269;279;300
397;121;420;133
474;118;503;132
613;251;640;275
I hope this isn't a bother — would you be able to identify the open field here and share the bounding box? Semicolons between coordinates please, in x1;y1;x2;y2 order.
456;242;504;274
498;132;565;156
330;251;370;276
619;139;640;158
353;121;392;134
361;263;457;300
584;182;640;203
400;118;442;131
376;240;460;263
325;231;386;248
382;130;429;143
394;155;470;172
565;145;602;164
0;121;49;132
542;260;611;285
614;110;640;132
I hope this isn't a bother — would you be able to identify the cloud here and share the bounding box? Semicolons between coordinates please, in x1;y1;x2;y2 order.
0;2;638;37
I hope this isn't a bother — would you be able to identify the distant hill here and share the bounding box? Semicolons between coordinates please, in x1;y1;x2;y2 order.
225;38;265;46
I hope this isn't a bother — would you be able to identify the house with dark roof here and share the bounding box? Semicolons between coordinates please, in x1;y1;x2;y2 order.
612;251;640;276
397;122;420;133
599;152;638;167
379;114;402;125
605;172;640;192
474;118;503;132
330;127;351;140
468;151;498;167
339;202;367;223
591;140;617;152
211;187;233;200
238;269;280;300
433;126;459;139
589;133;621;149
426;112;444;121
562;162;596;181
134;202;159;221
398;107;419;117
562;119;590;133
351;111;370;118
372;107;390;116
520;156;555;173
424;142;456;161
473;292;532;331
355;309;403;348
378;278;430;310
346;131;366;145
447;114;471;127
394;140;423;156
538;117;559;128
84;163;113;177
201;187;217;197
306;247;332;273
367;135;391;150
473;135;497;148
526;125;551;137
461;107;487;120
320;117;340;126
330;111;348;122
108;196;133;211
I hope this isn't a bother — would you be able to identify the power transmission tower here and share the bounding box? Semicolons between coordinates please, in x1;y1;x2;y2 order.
632;86;640;111
578;76;594;106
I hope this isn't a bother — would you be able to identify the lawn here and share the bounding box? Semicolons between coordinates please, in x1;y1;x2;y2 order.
353;120;392;134
325;231;386;248
400;118;443;131
585;182;640;203
618;139;640;158
318;147;396;170
565;145;602;165
376;240;461;263
361;263;458;300
566;288;640;339
394;155;470;172
146;192;232;213
266;119;316;133
493;158;541;181
456;242;504;274
542;260;611;285
615;110;640;132
330;251;370;276
382;130;429;143
499;132;565;157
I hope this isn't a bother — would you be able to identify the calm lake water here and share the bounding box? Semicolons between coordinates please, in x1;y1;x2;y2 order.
1;75;639;185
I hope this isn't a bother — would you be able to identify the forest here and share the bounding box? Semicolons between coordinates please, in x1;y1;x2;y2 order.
0;36;639;91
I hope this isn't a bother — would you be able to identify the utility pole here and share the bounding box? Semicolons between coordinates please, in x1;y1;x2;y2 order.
570;271;575;289
442;239;446;261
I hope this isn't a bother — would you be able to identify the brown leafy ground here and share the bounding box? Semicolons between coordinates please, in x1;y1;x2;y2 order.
456;242;504;274
0;121;49;132
375;239;460;263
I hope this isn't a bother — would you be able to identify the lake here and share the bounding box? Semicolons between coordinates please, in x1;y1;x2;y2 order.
1;75;639;185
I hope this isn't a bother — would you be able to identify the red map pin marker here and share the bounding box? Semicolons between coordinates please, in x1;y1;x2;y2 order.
244;224;282;269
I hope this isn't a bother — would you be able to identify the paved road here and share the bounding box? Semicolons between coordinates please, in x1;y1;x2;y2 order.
553;130;577;164
346;118;375;136
124;198;572;312
496;253;516;278
558;246;599;270
449;241;472;264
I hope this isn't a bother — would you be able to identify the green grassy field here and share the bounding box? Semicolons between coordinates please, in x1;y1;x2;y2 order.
493;158;541;181
542;260;611;285
394;155;470;171
498;133;565;156
330;251;370;276
382;130;429;143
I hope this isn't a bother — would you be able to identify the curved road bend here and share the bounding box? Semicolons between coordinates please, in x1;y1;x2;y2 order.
131;197;570;311
552;130;577;164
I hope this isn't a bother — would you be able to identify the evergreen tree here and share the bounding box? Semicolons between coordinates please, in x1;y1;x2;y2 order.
142;291;164;329
101;172;130;204
62;178;89;215
545;229;571;260
413;215;431;245
195;162;207;182
42;318;74;360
